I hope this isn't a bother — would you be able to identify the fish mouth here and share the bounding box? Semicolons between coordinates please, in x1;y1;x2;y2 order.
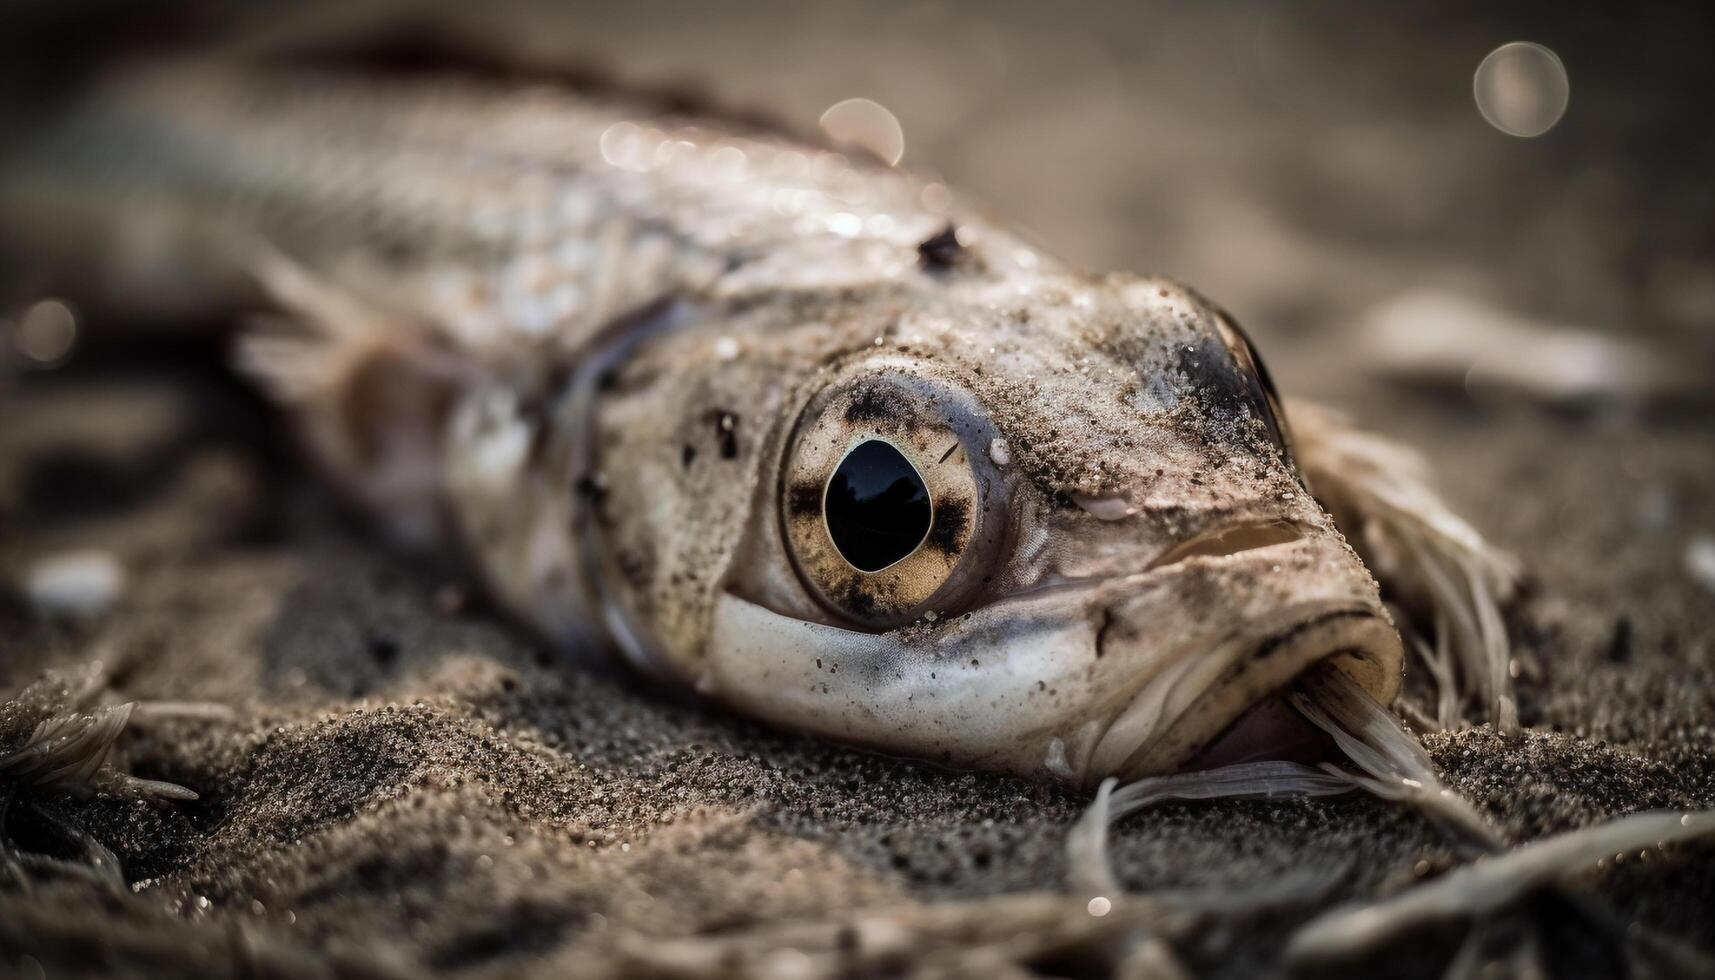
1082;604;1400;784
704;525;1399;785
1180;690;1337;770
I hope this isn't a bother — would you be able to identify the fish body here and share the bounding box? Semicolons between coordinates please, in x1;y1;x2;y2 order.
0;56;1510;786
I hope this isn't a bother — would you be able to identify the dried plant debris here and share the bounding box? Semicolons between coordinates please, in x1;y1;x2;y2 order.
613;865;1366;980
0;702;196;800
1287;809;1715;966
1358;289;1708;406
1064;664;1715;975
1290;399;1521;732
607;892;1196;980
0;893;421;980
1;663;228;891
1291;667;1503;851
1285;669;1715;974
1066;760;1353;899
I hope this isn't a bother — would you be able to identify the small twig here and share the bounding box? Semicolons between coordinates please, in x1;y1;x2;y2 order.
1286;809;1715;963
129;701;239;724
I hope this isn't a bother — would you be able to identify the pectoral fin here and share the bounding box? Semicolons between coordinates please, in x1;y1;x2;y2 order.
236;245;473;545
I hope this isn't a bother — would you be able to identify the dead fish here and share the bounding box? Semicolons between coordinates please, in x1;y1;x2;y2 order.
0;48;1516;785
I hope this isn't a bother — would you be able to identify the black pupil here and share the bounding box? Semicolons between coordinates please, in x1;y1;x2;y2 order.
824;440;932;572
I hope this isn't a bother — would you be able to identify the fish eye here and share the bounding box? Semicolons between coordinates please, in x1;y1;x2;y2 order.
824;440;933;572
781;363;1004;628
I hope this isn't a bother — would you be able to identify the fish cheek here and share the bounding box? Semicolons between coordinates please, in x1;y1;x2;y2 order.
587;338;788;671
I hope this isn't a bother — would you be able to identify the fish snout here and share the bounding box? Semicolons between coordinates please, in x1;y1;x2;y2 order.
1076;532;1402;783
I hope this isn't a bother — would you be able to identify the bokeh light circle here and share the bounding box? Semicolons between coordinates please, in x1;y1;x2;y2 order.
15;298;78;366
1474;42;1569;138
818;98;905;166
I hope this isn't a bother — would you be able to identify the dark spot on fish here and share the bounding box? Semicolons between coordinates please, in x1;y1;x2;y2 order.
917;224;964;270
681;444;697;468
789;482;823;517
1177;338;1252;413
1607;616;1633;663
545;363;575;396
843;386;898;425
1175;331;1287;453
574;472;609;502
376;235;417;265
706;409;740;459
841;584;877;618
617;549;649;587
928;497;969;554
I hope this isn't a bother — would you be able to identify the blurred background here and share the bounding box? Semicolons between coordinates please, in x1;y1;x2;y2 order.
519;0;1715;367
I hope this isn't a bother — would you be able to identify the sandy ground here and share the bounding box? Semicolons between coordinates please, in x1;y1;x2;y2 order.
2;2;1713;977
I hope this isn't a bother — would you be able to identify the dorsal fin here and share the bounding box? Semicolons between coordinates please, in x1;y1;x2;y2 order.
259;15;817;147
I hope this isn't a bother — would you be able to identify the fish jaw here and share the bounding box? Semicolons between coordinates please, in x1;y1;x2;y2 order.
701;531;1400;785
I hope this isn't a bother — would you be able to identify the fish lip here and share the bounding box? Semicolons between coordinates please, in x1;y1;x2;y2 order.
1146;519;1306;570
973;522;1311;613
1081;603;1401;785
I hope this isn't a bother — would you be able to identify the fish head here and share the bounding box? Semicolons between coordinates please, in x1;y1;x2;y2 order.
691;270;1402;785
